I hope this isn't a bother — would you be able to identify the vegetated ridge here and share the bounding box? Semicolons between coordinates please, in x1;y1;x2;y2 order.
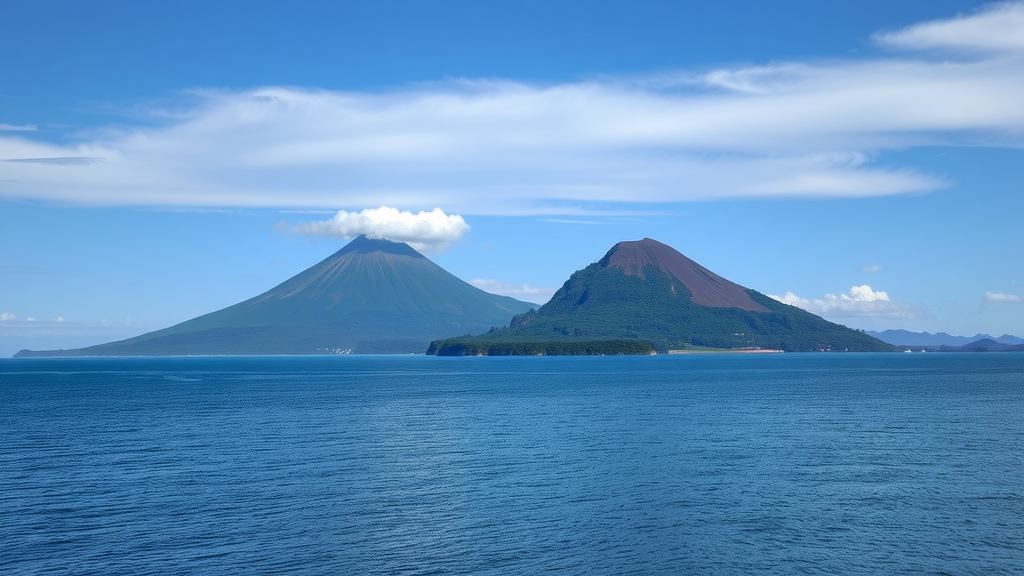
15;236;533;356
429;238;894;355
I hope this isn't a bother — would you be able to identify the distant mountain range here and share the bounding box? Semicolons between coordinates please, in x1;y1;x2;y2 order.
866;330;1024;347
935;338;1024;352
15;236;533;356
429;238;893;354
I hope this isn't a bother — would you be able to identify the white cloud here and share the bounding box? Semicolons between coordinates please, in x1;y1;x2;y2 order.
0;123;37;132
4;156;100;166
985;292;1024;302
1;6;1023;213
469;279;558;304
862;264;882;273
293;206;469;253
875;2;1024;53
0;313;76;326
769;285;921;318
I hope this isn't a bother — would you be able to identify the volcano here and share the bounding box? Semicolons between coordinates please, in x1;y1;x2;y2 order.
16;236;534;356
429;238;893;354
600;238;769;312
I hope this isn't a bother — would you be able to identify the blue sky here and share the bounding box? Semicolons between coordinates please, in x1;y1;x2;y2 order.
2;0;1022;355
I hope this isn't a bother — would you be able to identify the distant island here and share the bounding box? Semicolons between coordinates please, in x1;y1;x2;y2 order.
428;238;893;355
866;330;1024;348
14;236;533;357
892;338;1024;353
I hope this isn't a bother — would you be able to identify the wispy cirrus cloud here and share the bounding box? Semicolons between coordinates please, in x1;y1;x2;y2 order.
985;292;1024;303
1;3;1022;214
874;1;1024;52
3;156;101;166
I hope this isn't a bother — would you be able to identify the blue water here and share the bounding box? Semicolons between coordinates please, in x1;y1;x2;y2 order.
2;354;1022;575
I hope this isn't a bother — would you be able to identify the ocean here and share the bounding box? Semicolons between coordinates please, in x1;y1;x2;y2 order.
1;353;1022;575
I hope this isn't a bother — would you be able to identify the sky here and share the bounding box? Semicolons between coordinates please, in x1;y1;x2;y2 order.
1;0;1022;356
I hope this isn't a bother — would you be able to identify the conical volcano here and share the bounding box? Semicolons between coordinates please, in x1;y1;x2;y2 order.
599;238;769;311
16;236;533;356
429;238;893;354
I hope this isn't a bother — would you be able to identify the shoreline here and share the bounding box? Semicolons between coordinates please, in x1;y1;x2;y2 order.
666;348;785;354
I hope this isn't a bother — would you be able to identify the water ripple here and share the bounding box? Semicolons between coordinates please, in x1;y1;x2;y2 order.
2;354;1023;575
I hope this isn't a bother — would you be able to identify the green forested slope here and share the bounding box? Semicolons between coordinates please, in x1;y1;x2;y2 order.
429;255;893;355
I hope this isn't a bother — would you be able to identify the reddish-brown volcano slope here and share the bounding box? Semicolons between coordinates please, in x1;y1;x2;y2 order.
602;238;769;312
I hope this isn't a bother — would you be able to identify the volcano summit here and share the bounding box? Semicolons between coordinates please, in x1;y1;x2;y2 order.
15;236;533;356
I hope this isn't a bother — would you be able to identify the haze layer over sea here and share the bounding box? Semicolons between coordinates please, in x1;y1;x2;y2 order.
2;354;1022;575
